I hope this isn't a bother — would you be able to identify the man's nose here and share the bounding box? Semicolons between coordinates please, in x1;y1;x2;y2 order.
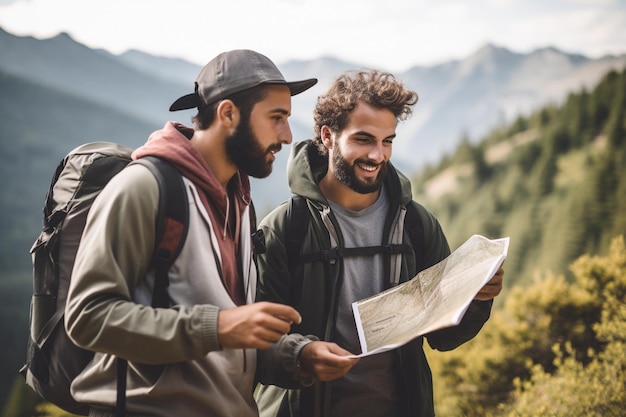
280;121;293;145
368;142;385;162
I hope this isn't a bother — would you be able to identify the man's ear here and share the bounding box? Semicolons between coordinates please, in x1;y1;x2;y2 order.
217;99;240;128
320;126;334;149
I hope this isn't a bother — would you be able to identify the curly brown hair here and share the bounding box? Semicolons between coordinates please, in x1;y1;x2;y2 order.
312;70;418;155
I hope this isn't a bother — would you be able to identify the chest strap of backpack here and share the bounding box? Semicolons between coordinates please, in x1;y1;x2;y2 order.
297;244;412;265
287;194;425;270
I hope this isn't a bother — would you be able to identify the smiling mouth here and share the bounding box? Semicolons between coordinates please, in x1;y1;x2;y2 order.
358;163;378;172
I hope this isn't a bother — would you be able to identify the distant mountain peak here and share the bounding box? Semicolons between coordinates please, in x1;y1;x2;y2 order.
477;43;507;53
50;31;74;41
471;43;518;61
42;31;82;47
529;46;588;65
457;43;520;76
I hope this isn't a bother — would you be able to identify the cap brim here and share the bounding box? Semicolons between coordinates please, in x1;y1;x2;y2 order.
170;78;317;112
169;93;201;112
286;78;318;96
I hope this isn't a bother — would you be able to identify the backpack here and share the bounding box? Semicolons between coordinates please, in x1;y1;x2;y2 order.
284;194;426;296
20;141;189;416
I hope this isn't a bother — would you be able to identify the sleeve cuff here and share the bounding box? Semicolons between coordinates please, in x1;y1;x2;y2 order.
292;336;318;387
201;304;221;352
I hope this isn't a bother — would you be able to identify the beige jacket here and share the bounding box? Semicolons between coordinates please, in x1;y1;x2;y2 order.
65;164;258;417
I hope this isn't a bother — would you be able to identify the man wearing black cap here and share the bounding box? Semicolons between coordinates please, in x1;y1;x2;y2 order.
65;49;317;417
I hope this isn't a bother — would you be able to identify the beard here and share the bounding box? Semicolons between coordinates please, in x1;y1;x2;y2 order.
225;116;280;178
332;145;388;194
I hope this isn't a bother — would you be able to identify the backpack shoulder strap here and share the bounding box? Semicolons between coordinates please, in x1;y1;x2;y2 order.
133;156;189;309
285;194;310;274
112;156;188;417
285;198;426;271
405;200;426;272
250;200;267;256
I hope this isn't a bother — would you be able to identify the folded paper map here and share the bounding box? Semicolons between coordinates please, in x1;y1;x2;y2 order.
351;234;509;358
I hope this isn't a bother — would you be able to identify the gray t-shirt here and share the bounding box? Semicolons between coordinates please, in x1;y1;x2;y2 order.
327;188;401;417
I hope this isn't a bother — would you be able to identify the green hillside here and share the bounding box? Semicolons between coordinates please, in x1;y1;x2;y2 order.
410;66;626;416
412;67;626;294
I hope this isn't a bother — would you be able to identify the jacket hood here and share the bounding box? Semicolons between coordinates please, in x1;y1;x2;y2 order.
132;122;252;215
287;139;414;207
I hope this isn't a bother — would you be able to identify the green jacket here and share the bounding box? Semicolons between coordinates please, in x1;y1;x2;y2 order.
255;140;492;417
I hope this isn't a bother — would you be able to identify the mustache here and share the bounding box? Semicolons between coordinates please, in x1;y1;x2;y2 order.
355;159;384;167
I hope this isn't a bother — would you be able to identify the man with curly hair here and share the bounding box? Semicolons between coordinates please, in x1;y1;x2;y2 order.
254;70;503;417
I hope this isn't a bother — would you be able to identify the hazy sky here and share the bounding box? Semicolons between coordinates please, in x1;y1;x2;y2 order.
1;0;625;71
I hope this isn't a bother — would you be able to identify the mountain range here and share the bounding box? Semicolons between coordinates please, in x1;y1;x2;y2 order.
1;25;625;215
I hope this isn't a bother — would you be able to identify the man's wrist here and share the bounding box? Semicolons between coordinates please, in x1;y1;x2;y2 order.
294;342;315;386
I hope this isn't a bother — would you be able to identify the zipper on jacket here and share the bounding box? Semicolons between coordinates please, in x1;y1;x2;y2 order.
223;195;229;240
320;206;339;264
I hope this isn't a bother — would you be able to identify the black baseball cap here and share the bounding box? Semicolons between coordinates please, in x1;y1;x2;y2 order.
169;49;318;111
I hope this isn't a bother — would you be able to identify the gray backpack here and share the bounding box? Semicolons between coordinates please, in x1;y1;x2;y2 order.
20;142;188;415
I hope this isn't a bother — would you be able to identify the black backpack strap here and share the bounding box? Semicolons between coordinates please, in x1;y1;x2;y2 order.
286;195;310;274
250;200;266;255
134;156;189;309
249;199;257;232
282;196;425;311
114;156;189;417
297;244;412;264
284;195;310;306
286;198;424;269
115;359;127;417
405;201;426;272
